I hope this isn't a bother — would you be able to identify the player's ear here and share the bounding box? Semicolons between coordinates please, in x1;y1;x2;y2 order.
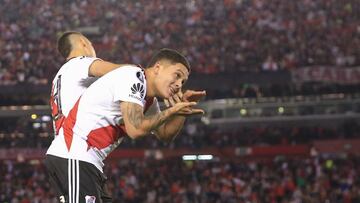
154;62;161;75
79;37;87;48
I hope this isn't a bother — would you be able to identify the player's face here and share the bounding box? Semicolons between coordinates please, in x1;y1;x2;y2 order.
156;62;189;99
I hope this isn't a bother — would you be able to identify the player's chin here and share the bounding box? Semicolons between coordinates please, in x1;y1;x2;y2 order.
159;91;170;100
163;93;172;99
163;89;174;99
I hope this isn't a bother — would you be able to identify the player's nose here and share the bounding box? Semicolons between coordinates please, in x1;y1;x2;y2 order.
174;79;182;88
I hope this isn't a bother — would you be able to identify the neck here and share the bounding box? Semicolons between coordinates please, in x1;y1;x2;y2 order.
144;68;156;98
66;50;88;61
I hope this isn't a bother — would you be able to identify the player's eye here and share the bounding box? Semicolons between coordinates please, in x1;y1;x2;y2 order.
175;73;181;79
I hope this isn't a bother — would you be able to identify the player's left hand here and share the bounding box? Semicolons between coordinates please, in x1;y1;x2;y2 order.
182;90;206;103
164;91;182;107
164;90;206;107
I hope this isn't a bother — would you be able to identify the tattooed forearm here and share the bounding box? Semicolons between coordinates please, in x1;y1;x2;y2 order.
126;103;172;131
146;110;169;130
127;103;143;128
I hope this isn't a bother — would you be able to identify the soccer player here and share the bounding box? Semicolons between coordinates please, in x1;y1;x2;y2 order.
47;31;132;203
44;48;205;202
50;31;131;137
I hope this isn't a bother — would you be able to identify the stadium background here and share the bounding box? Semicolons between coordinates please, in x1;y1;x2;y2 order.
0;0;359;202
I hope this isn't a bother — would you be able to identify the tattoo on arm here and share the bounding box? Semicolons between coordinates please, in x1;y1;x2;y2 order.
126;103;171;130
126;103;143;128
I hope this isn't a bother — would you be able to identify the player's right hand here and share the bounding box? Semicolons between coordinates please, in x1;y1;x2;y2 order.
164;90;206;107
168;101;205;116
164;91;183;107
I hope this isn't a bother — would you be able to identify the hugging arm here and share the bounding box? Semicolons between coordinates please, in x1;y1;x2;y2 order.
120;101;198;142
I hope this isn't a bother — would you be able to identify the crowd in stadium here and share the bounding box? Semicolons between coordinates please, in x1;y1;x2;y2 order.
1;156;360;202
122;121;360;149
1;81;360;106
211;83;360;99
0;0;359;202
0;0;359;85
0;116;358;149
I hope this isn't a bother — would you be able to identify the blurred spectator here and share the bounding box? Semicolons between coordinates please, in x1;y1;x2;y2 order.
262;56;279;71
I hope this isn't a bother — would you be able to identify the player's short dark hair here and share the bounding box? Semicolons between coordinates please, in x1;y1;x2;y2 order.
57;31;82;58
147;48;191;72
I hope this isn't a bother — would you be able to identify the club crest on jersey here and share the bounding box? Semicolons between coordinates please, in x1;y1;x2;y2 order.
130;83;145;99
136;71;144;83
85;195;96;203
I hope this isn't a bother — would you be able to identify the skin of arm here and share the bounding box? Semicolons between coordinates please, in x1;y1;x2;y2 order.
120;101;197;142
89;60;133;77
157;90;206;142
154;115;186;143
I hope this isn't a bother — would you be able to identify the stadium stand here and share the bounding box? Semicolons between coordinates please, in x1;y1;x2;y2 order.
0;0;359;202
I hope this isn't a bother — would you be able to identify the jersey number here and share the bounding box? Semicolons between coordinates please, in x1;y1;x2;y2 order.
50;75;65;135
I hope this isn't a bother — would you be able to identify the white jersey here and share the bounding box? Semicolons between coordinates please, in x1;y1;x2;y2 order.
47;66;160;172
49;56;100;135
47;56;100;163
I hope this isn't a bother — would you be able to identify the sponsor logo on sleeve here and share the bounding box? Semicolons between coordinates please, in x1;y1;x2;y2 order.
136;71;144;83
129;83;145;101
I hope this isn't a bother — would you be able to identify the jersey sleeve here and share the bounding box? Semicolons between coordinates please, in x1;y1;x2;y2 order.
111;67;146;107
73;56;102;78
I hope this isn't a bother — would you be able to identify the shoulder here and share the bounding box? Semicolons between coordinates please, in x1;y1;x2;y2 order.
66;56;101;68
59;56;99;72
109;65;145;79
113;65;143;72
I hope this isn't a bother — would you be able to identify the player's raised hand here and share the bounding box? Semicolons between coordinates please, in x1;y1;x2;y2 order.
164;90;206;107
168;101;205;116
164;91;183;107
182;90;206;102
